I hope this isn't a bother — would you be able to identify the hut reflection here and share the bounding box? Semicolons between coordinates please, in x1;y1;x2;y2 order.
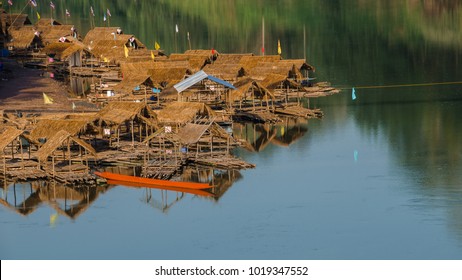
0;180;111;220
233;116;308;152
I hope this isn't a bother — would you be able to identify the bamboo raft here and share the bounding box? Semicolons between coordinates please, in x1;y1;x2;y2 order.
191;154;255;170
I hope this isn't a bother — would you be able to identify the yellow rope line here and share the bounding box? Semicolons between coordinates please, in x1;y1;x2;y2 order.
341;81;462;90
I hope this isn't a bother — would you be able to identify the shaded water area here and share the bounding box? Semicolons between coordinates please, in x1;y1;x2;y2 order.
2;0;462;259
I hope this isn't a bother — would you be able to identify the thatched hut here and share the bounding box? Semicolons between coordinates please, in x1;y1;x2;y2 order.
4;25;42;50
169;49;218;72
42;41;89;67
238;55;281;70
0;127;42;179
249;59;315;81
35;130;97;182
144;117;235;164
83;27;124;45
1;12;32;34
95;102;158;146
155;102;215;128
29;119;96;144
231;78;275;110
37;24;76;45
112;74;159;101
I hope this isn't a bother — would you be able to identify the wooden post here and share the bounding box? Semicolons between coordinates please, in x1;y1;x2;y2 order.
131;120;135;146
68;138;72;173
19;137;24;170
52;156;55;178
3;153;6;176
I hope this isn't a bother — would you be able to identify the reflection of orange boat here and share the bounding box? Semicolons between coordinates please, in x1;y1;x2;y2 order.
106;179;215;197
94;171;211;190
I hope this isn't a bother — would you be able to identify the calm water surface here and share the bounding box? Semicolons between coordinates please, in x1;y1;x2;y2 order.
1;0;462;259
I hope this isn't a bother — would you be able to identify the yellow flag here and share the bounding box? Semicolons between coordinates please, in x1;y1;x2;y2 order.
37;12;41;20
103;57;109;63
155;41;160;50
151;51;155;60
124;44;129;58
43;93;54;104
277;39;281;55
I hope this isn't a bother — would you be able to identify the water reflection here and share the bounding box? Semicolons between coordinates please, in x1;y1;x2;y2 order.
0;180;112;220
233;117;308;152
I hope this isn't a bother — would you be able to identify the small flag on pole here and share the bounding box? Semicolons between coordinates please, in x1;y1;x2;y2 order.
43;93;54;104
65;9;70;17
124;45;129;58
50;1;55;9
8;0;13;6
277;39;282;55
151;51;155;60
90;6;95;16
36;11;40;20
29;0;37;7
103;14;107;21
155;41;160;50
72;102;76;110
352;87;357;100
107;8;111;17
175;24;179;33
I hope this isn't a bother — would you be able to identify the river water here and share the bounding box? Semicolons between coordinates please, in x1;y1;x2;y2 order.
1;0;462;259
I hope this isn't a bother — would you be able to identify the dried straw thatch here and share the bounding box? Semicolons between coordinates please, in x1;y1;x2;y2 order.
169;51;217;71
96;102;157;126
36;130;96;163
156;102;215;125
148;67;192;88
249;59;315;81
202;63;248;81
238;55;281;70
231;78;274;101
38;24;75;45
5;26;38;48
176;122;231;145
260;73;304;90
83;27;123;45
1;13;32;33
214;53;253;64
120;61;156;77
29;119;94;142
42;42;86;60
113;75;157;93
0;127;24;152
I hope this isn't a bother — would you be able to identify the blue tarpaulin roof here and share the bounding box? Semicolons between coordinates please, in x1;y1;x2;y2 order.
174;70;236;93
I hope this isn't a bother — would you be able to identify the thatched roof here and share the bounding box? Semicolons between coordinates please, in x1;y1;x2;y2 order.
113;75;157;93
214;53;253;64
176;122;231;145
0;127;27;152
29;119;93;142
96;102;157;126
1;13;32;33
148;67;192;88
156;102;215;125
238;55;281;70
36;130;96;163
5;26;37;48
260;73;304;90
42;42;86;60
249;59;315;81
120;61;156;77
202;63;248;81
169;51;217;71
83;27;122;45
38;24;75;45
231;78;275;101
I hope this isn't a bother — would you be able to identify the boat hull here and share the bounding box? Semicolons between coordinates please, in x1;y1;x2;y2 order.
94;171;211;190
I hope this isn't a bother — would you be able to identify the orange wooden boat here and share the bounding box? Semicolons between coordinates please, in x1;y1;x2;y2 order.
94;171;211;190
106;179;215;197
